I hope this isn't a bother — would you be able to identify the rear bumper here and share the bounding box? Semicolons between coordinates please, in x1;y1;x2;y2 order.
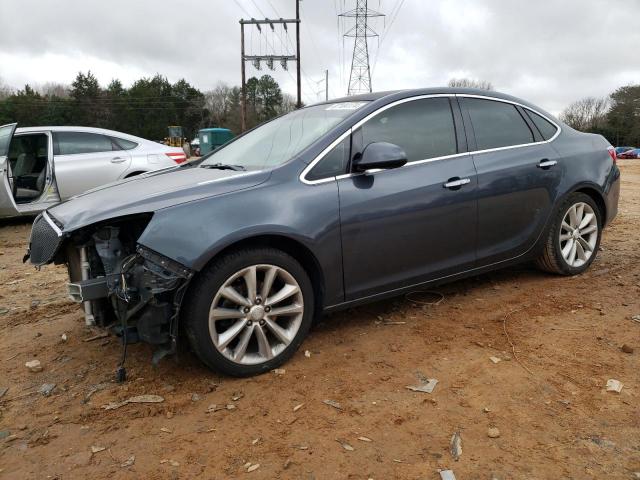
603;165;621;227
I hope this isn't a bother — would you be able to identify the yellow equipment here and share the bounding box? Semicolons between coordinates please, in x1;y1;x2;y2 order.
166;126;185;147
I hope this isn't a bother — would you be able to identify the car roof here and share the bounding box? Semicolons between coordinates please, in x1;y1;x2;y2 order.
315;87;557;120
14;125;155;144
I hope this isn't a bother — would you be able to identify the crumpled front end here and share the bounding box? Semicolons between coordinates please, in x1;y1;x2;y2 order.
26;212;194;366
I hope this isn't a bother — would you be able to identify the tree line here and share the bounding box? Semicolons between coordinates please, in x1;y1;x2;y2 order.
0;71;296;141
560;85;640;146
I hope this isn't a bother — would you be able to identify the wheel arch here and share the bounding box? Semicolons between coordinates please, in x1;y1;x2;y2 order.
571;184;607;222
191;234;326;315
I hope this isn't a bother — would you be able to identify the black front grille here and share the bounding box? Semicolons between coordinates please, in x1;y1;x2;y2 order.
29;213;62;265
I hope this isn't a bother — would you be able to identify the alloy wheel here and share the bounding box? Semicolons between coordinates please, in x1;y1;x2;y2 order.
208;264;304;365
559;202;598;268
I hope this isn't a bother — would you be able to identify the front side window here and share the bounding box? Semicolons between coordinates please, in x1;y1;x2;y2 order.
525;109;558;141
360;97;458;162
200;101;368;171
465;98;534;150
54;132;114;155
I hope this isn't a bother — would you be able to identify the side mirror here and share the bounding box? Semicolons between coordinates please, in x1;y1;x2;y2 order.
352;142;407;172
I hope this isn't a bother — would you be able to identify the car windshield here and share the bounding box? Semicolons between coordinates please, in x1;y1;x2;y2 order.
199;101;369;170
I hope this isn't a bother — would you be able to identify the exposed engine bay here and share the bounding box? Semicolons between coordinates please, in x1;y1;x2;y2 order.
29;213;194;376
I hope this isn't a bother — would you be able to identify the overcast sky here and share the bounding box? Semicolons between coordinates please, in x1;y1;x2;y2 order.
1;0;638;115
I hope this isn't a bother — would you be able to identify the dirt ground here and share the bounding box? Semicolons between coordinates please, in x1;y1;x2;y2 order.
0;161;639;480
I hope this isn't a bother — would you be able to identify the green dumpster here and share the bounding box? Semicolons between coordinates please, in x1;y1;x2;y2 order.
199;128;234;155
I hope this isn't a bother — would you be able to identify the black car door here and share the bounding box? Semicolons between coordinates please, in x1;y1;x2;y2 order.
459;96;562;265
337;96;478;301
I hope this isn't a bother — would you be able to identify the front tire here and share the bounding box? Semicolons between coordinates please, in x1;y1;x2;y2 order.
536;193;602;275
183;247;314;377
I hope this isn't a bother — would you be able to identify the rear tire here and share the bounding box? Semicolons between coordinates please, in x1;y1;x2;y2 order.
536;192;602;275
182;247;314;377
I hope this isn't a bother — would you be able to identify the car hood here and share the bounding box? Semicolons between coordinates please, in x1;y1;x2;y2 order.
49;166;270;232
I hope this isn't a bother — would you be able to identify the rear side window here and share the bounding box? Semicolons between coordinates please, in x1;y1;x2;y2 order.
360;97;458;162
306;137;349;181
525;109;558;141
53;132;114;155
110;137;138;150
465;98;534;150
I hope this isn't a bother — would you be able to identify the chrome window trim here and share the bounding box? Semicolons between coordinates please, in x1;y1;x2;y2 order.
42;211;63;237
300;93;562;186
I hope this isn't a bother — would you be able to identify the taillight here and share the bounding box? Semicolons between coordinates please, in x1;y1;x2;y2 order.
607;146;617;164
166;152;187;164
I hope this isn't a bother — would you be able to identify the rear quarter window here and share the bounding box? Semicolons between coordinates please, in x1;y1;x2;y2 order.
110;137;138;150
525;109;559;141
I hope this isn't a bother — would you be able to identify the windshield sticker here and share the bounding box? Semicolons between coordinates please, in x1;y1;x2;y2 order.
325;102;368;111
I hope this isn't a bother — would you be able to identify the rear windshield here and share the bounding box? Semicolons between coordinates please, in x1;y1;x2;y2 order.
200;102;368;171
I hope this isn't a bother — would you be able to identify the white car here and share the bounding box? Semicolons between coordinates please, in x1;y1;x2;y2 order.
0;124;187;218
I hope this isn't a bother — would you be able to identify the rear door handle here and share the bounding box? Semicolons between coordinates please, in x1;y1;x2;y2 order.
537;159;557;169
443;177;471;190
110;157;126;163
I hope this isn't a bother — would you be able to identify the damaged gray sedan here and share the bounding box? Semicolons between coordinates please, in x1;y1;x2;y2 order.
25;88;620;378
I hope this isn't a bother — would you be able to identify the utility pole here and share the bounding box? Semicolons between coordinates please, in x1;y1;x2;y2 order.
239;1;301;132
340;0;384;95
240;21;247;134
325;69;329;101
295;0;302;108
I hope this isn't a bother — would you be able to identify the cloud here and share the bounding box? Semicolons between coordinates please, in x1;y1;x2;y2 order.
0;0;638;114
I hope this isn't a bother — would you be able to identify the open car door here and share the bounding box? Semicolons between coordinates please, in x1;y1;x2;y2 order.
0;123;18;218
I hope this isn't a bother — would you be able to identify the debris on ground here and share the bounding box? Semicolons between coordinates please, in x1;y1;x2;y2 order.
90;445;106;454
488;427;501;438
120;455;135;468
357;436;372;442
247;463;260;472
450;431;462;461
38;383;56;396
440;469;457;480
273;368;286;375
102;394;165;410
621;344;634;354
605;379;623;393
489;356;502;364
323;399;342;410
406;372;438;393
61;333;68;342
207;404;222;413
631;314;640;324
336;438;354;451
304;350;311;357
293;403;304;412
160;459;180;467
0;387;8;399
25;359;42;372
226;404;236;410
83;332;109;342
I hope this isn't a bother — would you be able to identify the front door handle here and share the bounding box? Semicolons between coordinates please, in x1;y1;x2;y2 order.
110;157;127;164
537;159;557;169
443;177;471;190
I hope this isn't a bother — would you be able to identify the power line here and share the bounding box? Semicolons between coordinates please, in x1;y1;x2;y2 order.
372;0;404;77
